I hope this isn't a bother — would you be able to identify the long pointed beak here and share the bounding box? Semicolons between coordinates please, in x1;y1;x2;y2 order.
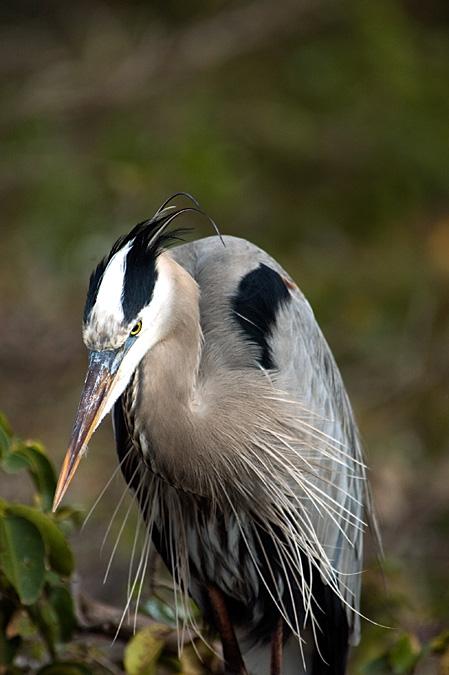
53;349;121;510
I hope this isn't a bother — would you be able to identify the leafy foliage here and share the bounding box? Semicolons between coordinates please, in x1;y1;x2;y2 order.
0;414;80;673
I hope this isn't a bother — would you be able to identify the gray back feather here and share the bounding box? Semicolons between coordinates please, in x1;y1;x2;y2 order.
165;235;370;643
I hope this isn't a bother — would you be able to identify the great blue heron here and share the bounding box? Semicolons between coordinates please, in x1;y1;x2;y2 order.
53;195;375;675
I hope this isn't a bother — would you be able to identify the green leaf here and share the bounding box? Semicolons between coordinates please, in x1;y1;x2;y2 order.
1;449;29;474
27;598;59;658
144;596;178;625
360;653;390;674
0;423;11;458
11;443;57;512
7;504;74;576
144;595;201;626
124;624;169;675
48;585;75;642
431;629;449;654
389;633;422;673
0;412;13;440
0;515;46;605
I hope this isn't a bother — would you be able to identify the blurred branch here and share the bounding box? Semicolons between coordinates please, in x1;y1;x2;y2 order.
1;0;337;121
125;0;337;83
71;574;197;651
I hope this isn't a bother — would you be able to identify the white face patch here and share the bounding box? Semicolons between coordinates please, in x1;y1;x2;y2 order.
91;242;132;326
84;254;177;424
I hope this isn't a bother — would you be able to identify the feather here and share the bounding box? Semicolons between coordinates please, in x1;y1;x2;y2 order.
63;208;377;674
111;234;374;672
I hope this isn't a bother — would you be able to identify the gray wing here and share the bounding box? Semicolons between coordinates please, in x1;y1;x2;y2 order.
171;235;370;643
271;285;367;644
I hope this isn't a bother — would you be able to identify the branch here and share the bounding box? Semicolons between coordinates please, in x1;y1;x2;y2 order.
71;574;197;652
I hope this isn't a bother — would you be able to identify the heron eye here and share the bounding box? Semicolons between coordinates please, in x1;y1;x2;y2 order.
130;320;142;336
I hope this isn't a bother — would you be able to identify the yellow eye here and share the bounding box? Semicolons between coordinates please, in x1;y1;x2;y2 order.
130;320;142;336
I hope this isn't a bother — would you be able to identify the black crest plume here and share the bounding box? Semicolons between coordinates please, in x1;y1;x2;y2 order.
84;194;221;324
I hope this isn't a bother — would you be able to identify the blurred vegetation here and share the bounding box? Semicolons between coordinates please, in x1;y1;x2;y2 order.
1;0;449;672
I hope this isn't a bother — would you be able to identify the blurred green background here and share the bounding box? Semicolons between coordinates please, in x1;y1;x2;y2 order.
1;0;449;671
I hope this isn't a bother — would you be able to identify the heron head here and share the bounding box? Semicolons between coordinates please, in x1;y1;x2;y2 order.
53;210;185;509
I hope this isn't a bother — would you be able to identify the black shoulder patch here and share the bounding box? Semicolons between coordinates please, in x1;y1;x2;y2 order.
231;263;290;369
